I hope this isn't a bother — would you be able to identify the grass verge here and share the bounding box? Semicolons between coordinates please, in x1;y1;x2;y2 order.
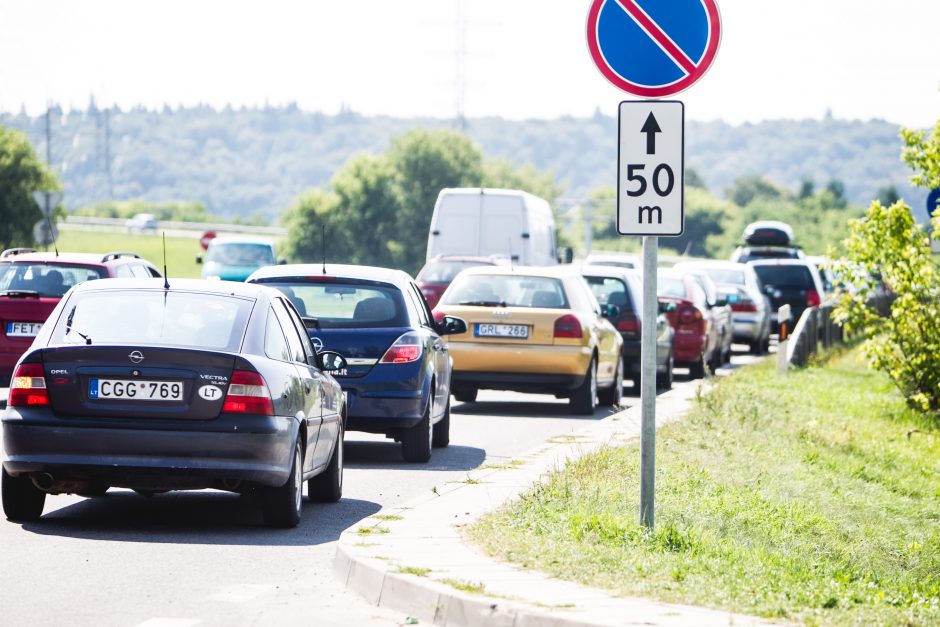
56;230;204;278
468;347;940;626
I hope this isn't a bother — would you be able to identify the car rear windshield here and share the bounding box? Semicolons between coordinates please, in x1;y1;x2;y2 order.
48;290;253;351
584;276;635;313
753;265;815;288
657;276;687;299
206;243;275;265
417;260;487;284
701;268;746;286
739;248;800;262
265;282;408;329
441;274;569;309
0;262;106;298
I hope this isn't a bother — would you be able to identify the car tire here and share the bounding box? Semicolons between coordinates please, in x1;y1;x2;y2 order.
453;387;477;403
570;357;597;415
2;468;45;522
689;355;707;379
432;397;451;448
597;357;623;407
402;403;433;463
262;440;303;528
309;420;344;503
656;355;674;390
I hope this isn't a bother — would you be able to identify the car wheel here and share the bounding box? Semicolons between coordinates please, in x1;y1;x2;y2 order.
309;420;344;503
402;403;433;463
597;357;623;407
689;355;707;379
432;397;451;448
657;355;674;390
2;468;45;522
570;357;597;415
453;387;477;403
262;440;303;528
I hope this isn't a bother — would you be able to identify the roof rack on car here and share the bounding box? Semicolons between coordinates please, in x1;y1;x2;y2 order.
1;248;38;258
101;251;142;262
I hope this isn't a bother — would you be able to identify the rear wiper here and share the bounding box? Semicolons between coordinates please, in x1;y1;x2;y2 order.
0;290;40;298
64;305;92;345
458;300;507;307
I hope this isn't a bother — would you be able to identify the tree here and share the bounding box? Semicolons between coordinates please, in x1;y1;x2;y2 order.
0;125;59;249
875;185;901;207
724;175;788;207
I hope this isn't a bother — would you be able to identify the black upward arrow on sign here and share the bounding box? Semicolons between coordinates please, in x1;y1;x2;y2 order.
641;112;661;155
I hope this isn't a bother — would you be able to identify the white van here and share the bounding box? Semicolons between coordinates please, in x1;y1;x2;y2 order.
426;188;559;266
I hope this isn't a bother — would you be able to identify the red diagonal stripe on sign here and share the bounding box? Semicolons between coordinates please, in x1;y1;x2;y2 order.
613;0;698;75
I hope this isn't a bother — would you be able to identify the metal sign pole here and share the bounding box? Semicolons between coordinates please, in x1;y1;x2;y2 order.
640;235;657;528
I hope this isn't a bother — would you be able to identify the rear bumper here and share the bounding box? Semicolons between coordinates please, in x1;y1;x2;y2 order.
451;371;585;394
731;313;763;342
672;331;706;363
336;364;431;434
2;408;297;489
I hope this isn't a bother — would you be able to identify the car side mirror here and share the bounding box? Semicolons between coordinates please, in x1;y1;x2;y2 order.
318;351;347;372
438;315;467;336
714;297;728;307
658;300;677;314
278;259;287;265
603;304;621;319
196;255;203;264
302;316;320;330
558;247;574;264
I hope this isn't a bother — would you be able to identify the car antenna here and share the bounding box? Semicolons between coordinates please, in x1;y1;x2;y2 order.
44;197;59;257
321;224;327;274
162;232;170;289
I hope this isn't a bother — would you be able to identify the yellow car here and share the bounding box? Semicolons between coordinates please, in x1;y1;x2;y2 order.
433;265;623;414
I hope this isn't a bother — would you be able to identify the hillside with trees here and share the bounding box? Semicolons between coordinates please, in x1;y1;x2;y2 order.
0;104;928;223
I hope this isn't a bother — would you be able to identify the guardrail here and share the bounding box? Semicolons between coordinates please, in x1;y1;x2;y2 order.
62;216;288;237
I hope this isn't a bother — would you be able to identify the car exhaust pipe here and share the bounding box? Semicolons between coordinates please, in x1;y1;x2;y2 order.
32;473;55;491
221;478;241;491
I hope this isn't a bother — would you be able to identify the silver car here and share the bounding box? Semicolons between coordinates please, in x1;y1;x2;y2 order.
673;260;772;354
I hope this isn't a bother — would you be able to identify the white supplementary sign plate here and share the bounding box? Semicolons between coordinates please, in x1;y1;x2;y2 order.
618;100;685;236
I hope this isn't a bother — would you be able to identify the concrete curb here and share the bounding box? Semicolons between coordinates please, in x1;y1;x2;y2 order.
333;383;775;626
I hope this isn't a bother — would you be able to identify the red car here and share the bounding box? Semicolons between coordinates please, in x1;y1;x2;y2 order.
657;269;720;379
415;255;508;308
0;248;161;384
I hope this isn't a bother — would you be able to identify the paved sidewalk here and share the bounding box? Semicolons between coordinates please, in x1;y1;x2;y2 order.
333;384;775;627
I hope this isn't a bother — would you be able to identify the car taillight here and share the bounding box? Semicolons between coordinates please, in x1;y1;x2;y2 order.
730;300;758;313
222;370;274;415
616;313;640;335
806;290;821;307
8;363;49;407
380;332;423;363
677;304;703;325
553;314;583;339
431;309;445;324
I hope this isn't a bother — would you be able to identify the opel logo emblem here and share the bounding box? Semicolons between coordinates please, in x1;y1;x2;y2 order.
128;351;144;364
311;337;324;352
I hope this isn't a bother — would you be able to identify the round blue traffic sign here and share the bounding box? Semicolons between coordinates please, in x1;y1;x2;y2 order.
928;188;940;217
587;0;722;97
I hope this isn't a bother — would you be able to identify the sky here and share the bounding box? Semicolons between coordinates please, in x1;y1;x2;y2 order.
1;0;938;127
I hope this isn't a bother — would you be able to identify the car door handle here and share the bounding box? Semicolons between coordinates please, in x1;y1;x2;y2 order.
304;381;312;394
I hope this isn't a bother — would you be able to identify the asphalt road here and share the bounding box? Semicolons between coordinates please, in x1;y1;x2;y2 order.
0;350;761;627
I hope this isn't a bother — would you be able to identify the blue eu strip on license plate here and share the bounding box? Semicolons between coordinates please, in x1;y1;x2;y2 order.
89;378;99;399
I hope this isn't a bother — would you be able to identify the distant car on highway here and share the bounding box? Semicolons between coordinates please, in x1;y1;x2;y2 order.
581;265;675;391
434;265;623;414
197;237;279;282
731;220;805;263
657;269;720;378
0;248;161;385
671;268;734;365
415;255;509;309
673;260;772;355
1;278;347;527
583;252;639;269
749;259;825;332
125;213;158;233
248;264;466;463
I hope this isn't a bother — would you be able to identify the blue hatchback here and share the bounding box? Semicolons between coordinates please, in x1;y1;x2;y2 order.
248;264;466;463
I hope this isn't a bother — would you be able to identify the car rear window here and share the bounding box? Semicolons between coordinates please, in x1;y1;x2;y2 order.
753;265;815;288
0;262;106;298
265;282;408;329
441;274;569;309
657;276;687;299
206;243;275;265
49;290;253;351
584;276;635;313
417;260;487;284
701;268;745;286
739;248;801;262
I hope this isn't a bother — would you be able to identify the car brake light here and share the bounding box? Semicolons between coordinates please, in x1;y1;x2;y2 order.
806;290;821;307
222;370;274;415
616;313;640;335
677;304;703;325
431;309;445;324
730;300;758;313
553;314;583;339
8;363;49;407
380;332;423;363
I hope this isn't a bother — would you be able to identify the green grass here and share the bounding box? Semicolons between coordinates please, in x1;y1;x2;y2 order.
440;578;486;595
56;230;205;278
468;347;940;626
396;566;431;577
372;514;403;522
356;526;390;536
